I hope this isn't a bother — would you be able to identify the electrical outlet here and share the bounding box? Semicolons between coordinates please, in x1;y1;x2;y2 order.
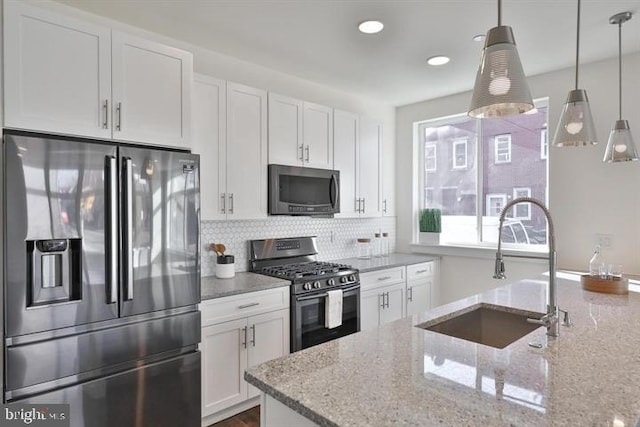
595;233;613;248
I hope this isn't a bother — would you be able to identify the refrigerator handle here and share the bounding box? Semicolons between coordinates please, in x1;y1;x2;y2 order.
105;155;118;304
123;157;134;301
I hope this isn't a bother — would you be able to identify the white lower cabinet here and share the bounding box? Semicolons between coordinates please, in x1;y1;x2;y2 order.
406;278;432;317
200;287;289;421
359;267;405;331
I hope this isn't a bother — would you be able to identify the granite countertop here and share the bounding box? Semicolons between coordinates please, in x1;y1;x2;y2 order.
246;272;640;426
336;253;439;273
201;272;289;300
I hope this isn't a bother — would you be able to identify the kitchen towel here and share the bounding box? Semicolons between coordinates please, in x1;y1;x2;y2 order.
325;289;343;329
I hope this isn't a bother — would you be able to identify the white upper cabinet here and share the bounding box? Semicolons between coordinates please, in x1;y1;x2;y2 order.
302;102;333;169
333;109;359;218
3;2;192;147
111;32;192;148
268;94;333;169
3;1;112;139
226;82;268;220
192;75;226;220
268;93;303;166
382;125;396;217
359;117;383;218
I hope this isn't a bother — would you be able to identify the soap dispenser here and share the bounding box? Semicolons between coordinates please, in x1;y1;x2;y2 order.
589;245;604;278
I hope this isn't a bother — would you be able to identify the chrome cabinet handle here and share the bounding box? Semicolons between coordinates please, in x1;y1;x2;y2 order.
299;145;304;161
250;324;256;347
221;193;226;214
241;326;247;349
355;198;360;213
384;292;390;309
115;102;122;131
105;156;118;304
383;199;387;214
378;276;391;281
103;100;109;129
379;294;385;309
415;269;430;274
362;198;365;214
408;286;413;302
229;193;234;214
305;145;310;162
123;157;134;301
238;302;259;309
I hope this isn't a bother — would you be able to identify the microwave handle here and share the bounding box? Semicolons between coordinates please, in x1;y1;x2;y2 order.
330;174;338;209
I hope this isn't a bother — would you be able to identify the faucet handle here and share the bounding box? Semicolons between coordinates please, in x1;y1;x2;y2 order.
559;309;572;327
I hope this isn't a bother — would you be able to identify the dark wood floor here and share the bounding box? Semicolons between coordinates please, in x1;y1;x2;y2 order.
209;406;260;427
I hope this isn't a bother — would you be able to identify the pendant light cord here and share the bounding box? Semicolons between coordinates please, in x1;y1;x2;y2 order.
575;0;580;89
618;22;622;120
498;0;502;26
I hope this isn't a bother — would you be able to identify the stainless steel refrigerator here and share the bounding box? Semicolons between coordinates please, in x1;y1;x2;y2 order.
3;131;201;426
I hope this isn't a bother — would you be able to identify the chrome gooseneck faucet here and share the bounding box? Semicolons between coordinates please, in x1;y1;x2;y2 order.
493;197;569;338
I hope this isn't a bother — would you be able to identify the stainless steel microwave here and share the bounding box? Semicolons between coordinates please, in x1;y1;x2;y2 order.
268;164;339;215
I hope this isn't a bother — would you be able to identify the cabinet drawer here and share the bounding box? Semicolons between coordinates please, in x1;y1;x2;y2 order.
200;287;290;326
360;267;404;291
407;262;434;280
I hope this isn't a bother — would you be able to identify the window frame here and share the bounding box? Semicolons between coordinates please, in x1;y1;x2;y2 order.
425;143;437;172
512;187;532;220
452;138;468;170
485;193;507;217
494;134;512;164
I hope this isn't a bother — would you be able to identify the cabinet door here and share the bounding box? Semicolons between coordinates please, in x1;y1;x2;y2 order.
268;93;303;166
112;31;192;147
192;75;227;220
246;309;290;399
3;1;111;139
226;82;268;219
360;289;382;331
382;123;395;217
333;109;359;218
303;102;333;169
406;279;432;317
201;319;248;417
380;284;405;325
359;117;383;218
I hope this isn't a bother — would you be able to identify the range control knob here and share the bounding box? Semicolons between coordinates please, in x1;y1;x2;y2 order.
313;281;321;289
340;276;349;283
327;278;336;286
303;282;312;291
348;274;356;282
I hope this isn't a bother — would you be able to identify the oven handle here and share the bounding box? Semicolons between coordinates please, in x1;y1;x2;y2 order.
295;284;360;301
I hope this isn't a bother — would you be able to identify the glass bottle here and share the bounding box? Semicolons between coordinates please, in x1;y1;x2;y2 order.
357;238;371;259
373;233;381;257
381;232;390;257
589;245;604;278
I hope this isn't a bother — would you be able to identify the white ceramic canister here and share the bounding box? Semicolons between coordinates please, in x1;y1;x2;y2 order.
216;255;235;279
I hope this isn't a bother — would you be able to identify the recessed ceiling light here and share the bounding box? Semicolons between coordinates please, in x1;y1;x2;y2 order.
473;34;486;42
426;55;450;66
358;20;384;34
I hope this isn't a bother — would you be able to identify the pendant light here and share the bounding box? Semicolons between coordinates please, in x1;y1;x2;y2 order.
603;12;638;162
552;0;598;147
468;0;534;118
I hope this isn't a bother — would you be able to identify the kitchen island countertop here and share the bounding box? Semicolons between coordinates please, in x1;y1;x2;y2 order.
201;273;289;300
245;272;640;426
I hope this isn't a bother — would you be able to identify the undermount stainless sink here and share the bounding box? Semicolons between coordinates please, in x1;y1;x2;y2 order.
418;304;545;349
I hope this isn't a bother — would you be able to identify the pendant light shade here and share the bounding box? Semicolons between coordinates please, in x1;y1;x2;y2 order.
603;11;638;162
552;0;598;147
468;1;534;118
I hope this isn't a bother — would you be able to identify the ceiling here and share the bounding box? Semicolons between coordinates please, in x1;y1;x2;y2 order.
54;0;640;107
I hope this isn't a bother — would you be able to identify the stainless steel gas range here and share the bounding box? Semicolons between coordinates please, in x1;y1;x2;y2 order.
250;237;360;352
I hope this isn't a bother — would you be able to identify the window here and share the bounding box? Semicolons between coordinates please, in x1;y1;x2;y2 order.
512;188;531;220
425;144;437;172
494;134;511;164
540;128;548;159
486;194;507;216
416;99;548;247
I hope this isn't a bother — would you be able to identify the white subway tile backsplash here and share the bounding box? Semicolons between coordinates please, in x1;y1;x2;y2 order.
201;216;396;276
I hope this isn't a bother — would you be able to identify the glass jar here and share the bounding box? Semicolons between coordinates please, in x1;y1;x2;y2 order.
357;238;372;259
373;233;381;258
381;232;390;257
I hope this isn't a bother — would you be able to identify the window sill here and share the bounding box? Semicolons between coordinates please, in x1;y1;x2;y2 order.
410;242;549;263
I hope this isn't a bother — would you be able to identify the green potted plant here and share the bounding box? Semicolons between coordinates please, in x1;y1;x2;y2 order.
419;208;441;244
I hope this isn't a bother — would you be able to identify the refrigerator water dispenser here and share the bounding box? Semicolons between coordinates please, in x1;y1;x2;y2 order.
28;239;82;306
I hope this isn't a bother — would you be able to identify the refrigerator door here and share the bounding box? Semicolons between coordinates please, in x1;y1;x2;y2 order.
4;132;119;337
119;146;200;316
13;351;201;427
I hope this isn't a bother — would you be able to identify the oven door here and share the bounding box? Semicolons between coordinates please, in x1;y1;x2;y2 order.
268;164;339;215
291;284;360;352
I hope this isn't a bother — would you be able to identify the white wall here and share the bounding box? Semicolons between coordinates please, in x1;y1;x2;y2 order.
397;54;640;299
